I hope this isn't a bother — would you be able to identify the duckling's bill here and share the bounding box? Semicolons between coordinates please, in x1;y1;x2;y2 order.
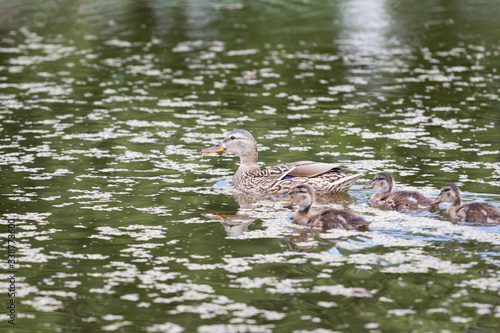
363;184;374;189
432;199;442;205
202;143;226;154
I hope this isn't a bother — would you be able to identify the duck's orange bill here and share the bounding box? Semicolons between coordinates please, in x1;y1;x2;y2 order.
202;144;226;154
432;199;441;205
363;184;374;189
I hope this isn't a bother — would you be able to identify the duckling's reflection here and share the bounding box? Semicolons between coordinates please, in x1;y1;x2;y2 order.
283;227;348;252
202;191;276;237
284;228;317;252
202;210;256;237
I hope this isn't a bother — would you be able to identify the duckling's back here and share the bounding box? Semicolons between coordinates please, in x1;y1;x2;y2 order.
385;191;433;210
456;202;500;224
311;209;370;231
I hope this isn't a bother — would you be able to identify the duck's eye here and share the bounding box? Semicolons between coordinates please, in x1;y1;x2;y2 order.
230;136;236;140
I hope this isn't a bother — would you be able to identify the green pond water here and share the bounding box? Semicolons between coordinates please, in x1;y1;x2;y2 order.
0;0;499;332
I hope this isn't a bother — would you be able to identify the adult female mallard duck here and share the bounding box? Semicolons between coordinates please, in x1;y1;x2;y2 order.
363;172;433;210
288;184;370;230
433;183;500;224
202;129;363;195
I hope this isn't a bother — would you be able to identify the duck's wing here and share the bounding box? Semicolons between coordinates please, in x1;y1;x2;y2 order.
306;212;326;229
458;203;500;223
370;192;391;205
483;204;500;223
285;161;343;178
386;191;433;210
260;161;342;180
315;209;371;231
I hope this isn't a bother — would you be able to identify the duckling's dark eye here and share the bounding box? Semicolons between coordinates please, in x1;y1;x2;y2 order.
230;136;236;140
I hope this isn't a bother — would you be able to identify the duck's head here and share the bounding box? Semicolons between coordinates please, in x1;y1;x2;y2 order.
433;183;461;205
202;129;258;158
363;172;395;194
289;184;315;212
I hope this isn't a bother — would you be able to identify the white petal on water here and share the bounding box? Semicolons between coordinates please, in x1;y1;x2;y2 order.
147;322;185;333
312;285;376;298
23;296;64;312
387;309;417;316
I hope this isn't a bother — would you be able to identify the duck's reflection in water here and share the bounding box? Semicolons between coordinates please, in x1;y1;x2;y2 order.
202;211;257;237
202;192;274;237
283;227;347;252
284;228;317;252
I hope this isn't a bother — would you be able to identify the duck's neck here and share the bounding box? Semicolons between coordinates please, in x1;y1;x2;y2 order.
294;205;312;225
447;205;458;217
298;203;311;215
451;196;461;207
235;150;260;177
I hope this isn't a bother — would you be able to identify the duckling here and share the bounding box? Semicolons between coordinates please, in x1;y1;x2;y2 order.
363;172;433;210
433;183;500;224
289;185;370;231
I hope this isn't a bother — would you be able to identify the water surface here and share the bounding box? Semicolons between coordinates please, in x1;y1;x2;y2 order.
0;0;499;332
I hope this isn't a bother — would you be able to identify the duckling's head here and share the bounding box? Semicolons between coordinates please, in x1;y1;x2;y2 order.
202;129;258;160
363;172;395;194
289;184;315;212
433;183;461;206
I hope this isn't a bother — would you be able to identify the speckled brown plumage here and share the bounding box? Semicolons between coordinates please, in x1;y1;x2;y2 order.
202;129;363;195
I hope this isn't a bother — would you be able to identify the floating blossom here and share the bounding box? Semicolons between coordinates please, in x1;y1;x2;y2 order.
198;324;274;333
312;285;376;298
456;278;500;292
120;294;139;302
23;296;64;312
387;309;417;316
147;322;184;333
450;316;472;323
328;85;356;94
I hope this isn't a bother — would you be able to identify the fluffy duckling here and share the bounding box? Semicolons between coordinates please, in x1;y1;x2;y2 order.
433;183;500;224
289;185;370;231
363;172;433;210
